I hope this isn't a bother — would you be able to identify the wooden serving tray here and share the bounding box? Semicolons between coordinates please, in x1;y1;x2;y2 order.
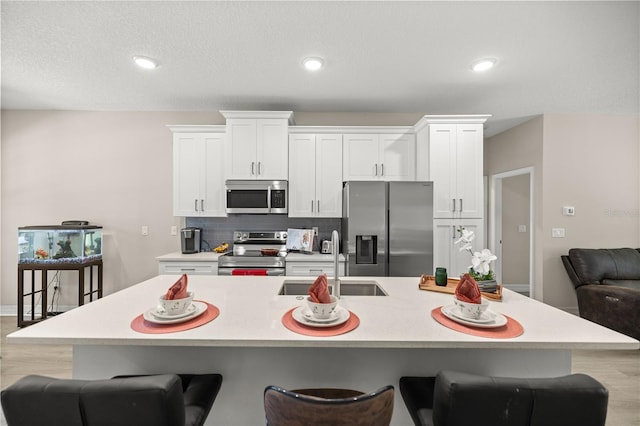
418;275;503;301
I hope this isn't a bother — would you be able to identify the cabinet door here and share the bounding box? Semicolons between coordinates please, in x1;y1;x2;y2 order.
226;119;257;179
315;134;343;217
201;134;226;216
434;219;484;278
343;134;380;180
455;124;484;218
173;134;203;216
288;134;317;217
429;125;457;218
257;119;288;180
379;133;416;181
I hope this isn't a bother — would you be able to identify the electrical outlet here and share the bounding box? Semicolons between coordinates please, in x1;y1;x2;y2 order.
141;226;149;236
171;226;177;236
312;227;318;236
552;228;565;238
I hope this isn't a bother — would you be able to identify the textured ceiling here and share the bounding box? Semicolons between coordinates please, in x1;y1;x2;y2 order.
2;1;638;136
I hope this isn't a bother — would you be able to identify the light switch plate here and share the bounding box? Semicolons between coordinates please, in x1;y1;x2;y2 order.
563;206;575;216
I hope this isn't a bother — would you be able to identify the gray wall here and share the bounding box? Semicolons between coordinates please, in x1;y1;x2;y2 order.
485;113;639;310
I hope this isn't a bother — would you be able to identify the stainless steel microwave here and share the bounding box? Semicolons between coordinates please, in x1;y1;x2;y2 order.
225;180;288;214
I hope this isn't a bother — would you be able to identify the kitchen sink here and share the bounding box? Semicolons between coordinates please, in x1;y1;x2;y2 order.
278;280;387;296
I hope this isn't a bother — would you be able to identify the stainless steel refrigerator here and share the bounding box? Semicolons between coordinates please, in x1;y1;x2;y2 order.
342;181;433;277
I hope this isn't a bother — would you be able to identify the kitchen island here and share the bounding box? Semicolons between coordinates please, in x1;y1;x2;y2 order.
7;275;638;425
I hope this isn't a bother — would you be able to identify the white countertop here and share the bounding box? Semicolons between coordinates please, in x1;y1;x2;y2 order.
8;275;638;350
156;251;344;262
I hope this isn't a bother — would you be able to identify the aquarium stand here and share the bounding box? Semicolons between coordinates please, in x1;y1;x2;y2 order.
17;258;103;327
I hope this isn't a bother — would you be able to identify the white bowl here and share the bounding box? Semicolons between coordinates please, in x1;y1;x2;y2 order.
453;296;489;319
159;291;194;316
306;296;338;319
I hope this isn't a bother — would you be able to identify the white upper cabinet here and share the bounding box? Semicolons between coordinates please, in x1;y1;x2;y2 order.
221;111;292;180
343;133;415;181
171;126;226;217
288;133;343;218
416;115;490;219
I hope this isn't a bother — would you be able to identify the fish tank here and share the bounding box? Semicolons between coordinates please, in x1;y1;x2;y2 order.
18;225;102;265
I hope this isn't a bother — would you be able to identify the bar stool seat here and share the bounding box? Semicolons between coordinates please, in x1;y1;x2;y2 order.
264;385;395;426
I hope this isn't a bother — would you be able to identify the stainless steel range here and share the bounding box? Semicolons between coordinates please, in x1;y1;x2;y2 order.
217;231;287;276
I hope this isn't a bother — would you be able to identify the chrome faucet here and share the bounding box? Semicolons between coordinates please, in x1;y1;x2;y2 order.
331;230;340;298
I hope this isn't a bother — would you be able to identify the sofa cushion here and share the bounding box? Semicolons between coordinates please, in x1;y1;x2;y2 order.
568;248;640;285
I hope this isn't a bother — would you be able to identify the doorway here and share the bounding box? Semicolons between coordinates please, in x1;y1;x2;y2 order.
490;167;535;298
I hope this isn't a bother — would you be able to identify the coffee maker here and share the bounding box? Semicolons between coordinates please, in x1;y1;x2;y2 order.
180;227;202;254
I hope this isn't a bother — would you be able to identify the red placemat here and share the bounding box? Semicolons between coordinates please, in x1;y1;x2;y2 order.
431;307;523;339
131;301;219;334
282;307;360;337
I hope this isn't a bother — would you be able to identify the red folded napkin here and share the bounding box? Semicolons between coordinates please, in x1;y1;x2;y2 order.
455;273;482;304
308;274;331;303
165;274;188;300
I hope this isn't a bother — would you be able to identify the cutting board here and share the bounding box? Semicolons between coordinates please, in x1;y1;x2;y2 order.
418;275;503;301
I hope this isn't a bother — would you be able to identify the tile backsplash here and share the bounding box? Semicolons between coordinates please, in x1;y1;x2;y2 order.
186;216;341;252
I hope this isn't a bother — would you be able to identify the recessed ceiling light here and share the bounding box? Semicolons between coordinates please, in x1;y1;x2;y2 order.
471;58;496;72
303;57;324;71
133;55;159;70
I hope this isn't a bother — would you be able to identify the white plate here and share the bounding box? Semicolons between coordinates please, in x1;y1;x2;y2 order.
441;305;507;328
292;306;350;328
152;303;198;320
449;306;496;324
143;301;207;324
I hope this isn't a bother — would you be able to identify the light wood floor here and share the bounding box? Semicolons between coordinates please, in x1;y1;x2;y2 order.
1;316;638;425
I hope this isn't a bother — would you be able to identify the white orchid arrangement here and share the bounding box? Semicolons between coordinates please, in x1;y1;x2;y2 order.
454;227;497;281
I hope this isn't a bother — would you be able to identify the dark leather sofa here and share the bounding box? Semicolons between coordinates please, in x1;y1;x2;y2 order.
561;248;640;341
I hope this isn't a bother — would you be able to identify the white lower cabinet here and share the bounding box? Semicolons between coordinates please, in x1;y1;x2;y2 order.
433;219;484;278
285;261;345;276
158;260;218;275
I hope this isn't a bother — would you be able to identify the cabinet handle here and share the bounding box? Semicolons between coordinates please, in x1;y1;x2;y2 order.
452;198;456;213
375;164;378;176
452;226;456;240
180;268;197;272
459;198;463;213
251;162;255;175
194;199;199;212
201;199;205;212
311;200;314;213
380;163;384;176
258;162;262;175
317;200;320;213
